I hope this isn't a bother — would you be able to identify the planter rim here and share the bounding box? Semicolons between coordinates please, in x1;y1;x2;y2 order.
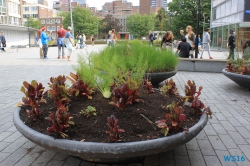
14;107;208;160
222;68;250;78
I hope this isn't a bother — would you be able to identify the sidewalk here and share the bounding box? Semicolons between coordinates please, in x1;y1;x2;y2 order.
0;46;249;166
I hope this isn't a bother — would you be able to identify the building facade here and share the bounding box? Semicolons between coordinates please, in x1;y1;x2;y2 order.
73;0;86;4
22;4;53;25
39;17;63;40
140;0;167;15
210;0;249;51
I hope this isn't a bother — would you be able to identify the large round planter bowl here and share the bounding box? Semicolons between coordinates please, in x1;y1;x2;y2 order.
14;107;207;163
222;68;250;90
145;70;177;87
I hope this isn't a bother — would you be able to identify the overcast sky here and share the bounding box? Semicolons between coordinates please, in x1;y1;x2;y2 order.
88;0;139;10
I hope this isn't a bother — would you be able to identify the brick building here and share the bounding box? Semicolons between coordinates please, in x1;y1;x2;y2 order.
39;17;63;40
53;1;88;11
102;0;139;16
22;4;53;25
140;0;168;15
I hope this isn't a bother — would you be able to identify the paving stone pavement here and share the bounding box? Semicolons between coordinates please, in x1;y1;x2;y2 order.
0;45;250;166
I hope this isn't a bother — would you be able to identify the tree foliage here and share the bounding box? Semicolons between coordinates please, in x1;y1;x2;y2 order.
168;0;211;37
155;8;168;31
62;7;98;36
100;14;122;33
126;14;155;38
25;17;42;29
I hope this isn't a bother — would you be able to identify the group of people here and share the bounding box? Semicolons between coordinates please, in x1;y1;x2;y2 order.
158;25;214;59
75;33;87;49
38;25;74;61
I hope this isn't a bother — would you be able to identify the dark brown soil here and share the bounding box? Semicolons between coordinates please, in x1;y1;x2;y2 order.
20;88;201;143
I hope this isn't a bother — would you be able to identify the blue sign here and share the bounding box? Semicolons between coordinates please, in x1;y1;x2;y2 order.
246;10;250;14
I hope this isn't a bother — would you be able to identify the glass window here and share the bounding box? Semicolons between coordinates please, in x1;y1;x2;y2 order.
220;3;225;18
46;19;50;23
41;20;45;24
24;7;29;11
216;6;220;19
56;19;60;23
51;19;55;23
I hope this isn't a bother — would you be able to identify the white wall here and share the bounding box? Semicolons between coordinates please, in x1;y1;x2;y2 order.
3;30;36;47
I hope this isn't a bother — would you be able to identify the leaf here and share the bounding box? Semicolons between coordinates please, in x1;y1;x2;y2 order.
16;102;23;107
179;114;186;122
161;128;169;136
31;80;37;89
172;121;178;126
39;98;47;103
68;121;75;125
118;129;125;133
155;119;167;124
20;86;25;94
23;81;29;89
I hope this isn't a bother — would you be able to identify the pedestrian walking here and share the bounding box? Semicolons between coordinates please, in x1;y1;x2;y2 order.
242;40;250;60
149;30;154;46
0;32;6;52
161;31;174;50
38;26;46;59
200;28;213;59
65;26;74;61
90;35;94;46
82;34;86;48
41;27;50;59
109;29;117;46
228;29;236;59
57;25;66;59
185;25;196;58
176;36;192;58
107;30;112;46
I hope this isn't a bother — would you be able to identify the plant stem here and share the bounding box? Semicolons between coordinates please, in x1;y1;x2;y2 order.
140;114;157;130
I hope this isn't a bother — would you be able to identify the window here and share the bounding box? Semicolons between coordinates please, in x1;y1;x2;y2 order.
212;8;216;20
56;19;60;23
31;6;38;11
41;20;45;24
47;26;52;31
24;7;29;11
46;19;50;24
51;19;55;23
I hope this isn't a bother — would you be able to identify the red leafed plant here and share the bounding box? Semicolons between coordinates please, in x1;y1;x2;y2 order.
45;76;74;138
110;74;141;110
45;98;74;138
160;78;179;96
240;64;249;75
143;79;154;94
184;80;206;113
226;60;234;72
66;72;94;99
20;80;46;121
156;101;186;136
106;115;125;142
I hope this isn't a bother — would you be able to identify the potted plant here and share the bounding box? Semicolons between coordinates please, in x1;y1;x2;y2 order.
222;55;250;90
14;47;211;163
91;40;178;87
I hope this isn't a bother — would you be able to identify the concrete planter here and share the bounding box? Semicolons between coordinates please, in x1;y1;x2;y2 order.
14;107;208;163
222;68;250;90
145;70;177;87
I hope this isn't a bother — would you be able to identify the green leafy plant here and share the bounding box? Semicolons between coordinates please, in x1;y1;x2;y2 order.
19;80;46;121
106;115;125;142
80;106;97;117
67;72;94;99
160;78;179;96
156;101;186;136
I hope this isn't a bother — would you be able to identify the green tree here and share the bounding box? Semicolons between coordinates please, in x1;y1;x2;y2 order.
155;8;168;31
100;14;122;33
168;0;211;37
25;17;42;29
63;7;98;36
126;14;155;38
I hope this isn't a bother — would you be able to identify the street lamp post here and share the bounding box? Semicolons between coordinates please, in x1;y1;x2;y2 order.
27;16;30;48
195;0;201;59
69;0;74;41
55;21;58;41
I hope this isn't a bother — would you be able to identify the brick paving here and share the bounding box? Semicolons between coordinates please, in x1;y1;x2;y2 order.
0;46;249;166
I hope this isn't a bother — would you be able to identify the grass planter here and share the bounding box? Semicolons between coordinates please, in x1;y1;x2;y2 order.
14;107;208;163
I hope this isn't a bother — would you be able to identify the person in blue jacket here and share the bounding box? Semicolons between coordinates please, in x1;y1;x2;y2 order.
41;27;50;59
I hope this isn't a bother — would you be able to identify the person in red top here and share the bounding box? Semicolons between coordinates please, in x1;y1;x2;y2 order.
57;25;67;59
38;26;46;59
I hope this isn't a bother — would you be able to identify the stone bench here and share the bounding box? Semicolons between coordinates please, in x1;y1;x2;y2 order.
177;58;227;73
